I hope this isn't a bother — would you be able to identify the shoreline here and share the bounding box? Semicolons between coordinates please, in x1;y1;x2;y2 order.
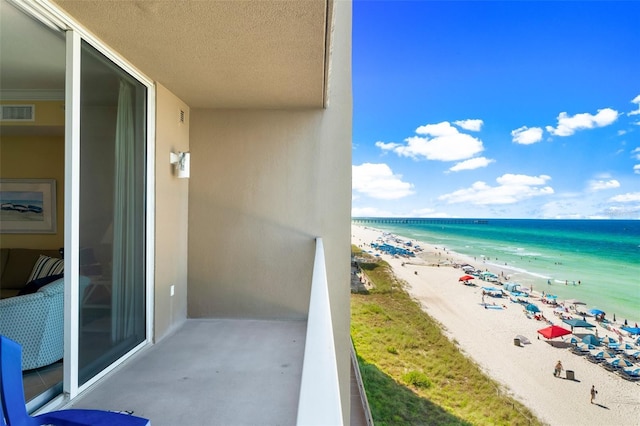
352;224;640;426
355;221;638;324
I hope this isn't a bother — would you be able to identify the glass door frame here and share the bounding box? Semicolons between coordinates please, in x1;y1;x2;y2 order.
11;0;156;403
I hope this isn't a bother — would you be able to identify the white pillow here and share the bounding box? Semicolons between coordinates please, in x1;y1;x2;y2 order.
27;255;64;282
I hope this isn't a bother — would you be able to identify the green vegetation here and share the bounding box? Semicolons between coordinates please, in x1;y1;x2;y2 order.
351;245;541;426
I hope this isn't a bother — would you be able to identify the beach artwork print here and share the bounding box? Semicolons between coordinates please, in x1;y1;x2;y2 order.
0;179;56;233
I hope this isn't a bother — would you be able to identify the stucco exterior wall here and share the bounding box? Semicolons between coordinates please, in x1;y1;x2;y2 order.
188;1;352;420
154;84;190;340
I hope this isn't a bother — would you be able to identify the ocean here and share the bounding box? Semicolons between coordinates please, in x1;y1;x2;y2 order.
353;219;640;324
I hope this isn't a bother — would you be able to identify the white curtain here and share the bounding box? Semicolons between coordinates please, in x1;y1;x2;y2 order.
111;80;141;342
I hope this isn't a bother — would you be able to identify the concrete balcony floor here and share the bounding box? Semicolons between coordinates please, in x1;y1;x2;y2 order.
66;319;307;426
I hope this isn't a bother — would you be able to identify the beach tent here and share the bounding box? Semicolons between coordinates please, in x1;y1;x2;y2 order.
537;325;571;339
458;275;474;282
582;334;601;346
515;334;531;345
503;282;521;292
563;318;595;330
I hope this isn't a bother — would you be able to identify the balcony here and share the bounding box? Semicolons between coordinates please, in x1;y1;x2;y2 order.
63;318;307;425
49;239;370;425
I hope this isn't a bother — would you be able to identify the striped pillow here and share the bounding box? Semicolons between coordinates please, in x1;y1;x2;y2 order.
28;255;64;282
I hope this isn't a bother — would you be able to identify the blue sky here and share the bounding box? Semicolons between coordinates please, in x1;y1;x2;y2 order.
351;1;640;219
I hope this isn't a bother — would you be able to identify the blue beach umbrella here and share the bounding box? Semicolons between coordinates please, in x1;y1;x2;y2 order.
582;334;601;346
622;327;640;336
525;304;540;313
588;308;605;316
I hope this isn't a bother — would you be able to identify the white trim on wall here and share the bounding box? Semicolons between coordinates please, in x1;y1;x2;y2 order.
146;84;157;343
63;28;81;400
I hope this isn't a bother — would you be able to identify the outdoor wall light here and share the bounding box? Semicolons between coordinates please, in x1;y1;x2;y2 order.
170;151;190;178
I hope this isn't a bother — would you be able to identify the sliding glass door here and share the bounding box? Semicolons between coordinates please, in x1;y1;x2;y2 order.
2;0;152;404
77;41;147;386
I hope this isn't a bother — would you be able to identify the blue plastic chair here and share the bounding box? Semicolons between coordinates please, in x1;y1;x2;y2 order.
1;335;150;426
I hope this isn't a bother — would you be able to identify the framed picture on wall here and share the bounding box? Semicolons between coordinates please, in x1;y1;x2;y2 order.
0;179;57;234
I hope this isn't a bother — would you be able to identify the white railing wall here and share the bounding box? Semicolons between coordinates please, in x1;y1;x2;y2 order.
296;238;343;426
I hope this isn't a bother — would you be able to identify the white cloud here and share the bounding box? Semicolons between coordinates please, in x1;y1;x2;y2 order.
415;121;460;136
377;121;484;161
449;157;495;172
628;94;640;116
351;206;453;218
453;119;483;132
588;179;620;191
352;163;415;200
438;174;554;205
374;141;400;151
511;126;544;145
609;192;640;203
618;130;627;136
632;147;640;160
545;108;619;136
635;164;640;175
351;206;395;217
496;174;551;186
602;205;640;217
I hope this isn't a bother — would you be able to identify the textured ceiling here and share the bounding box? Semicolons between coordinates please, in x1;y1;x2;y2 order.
53;0;329;109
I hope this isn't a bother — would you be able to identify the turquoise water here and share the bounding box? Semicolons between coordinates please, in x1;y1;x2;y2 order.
355;219;640;324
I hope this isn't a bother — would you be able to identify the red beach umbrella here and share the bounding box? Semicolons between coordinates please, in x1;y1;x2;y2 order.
458;275;475;282
537;325;571;339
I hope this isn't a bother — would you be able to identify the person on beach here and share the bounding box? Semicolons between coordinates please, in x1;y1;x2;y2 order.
554;360;563;377
590;385;597;404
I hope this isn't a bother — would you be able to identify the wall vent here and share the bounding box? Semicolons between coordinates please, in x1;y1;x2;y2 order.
179;109;185;124
1;104;35;121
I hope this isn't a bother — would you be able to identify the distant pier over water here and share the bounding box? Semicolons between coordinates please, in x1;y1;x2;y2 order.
352;218;489;225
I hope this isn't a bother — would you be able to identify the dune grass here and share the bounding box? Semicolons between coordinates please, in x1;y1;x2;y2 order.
351;246;541;426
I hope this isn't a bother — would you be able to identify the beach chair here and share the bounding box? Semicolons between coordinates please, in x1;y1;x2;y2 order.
570;343;590;355
0;335;150;426
623;350;640;361
586;350;615;364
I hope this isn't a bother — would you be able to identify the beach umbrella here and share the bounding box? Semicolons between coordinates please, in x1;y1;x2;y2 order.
582;334;601;346
565;336;579;345
537;325;571;339
458;275;474;281
588;308;605;316
525;303;540;313
622;327;640;336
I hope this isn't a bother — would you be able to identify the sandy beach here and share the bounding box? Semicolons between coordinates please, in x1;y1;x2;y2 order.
352;224;640;426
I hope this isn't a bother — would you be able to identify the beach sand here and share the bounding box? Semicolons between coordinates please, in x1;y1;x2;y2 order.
352;224;640;426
